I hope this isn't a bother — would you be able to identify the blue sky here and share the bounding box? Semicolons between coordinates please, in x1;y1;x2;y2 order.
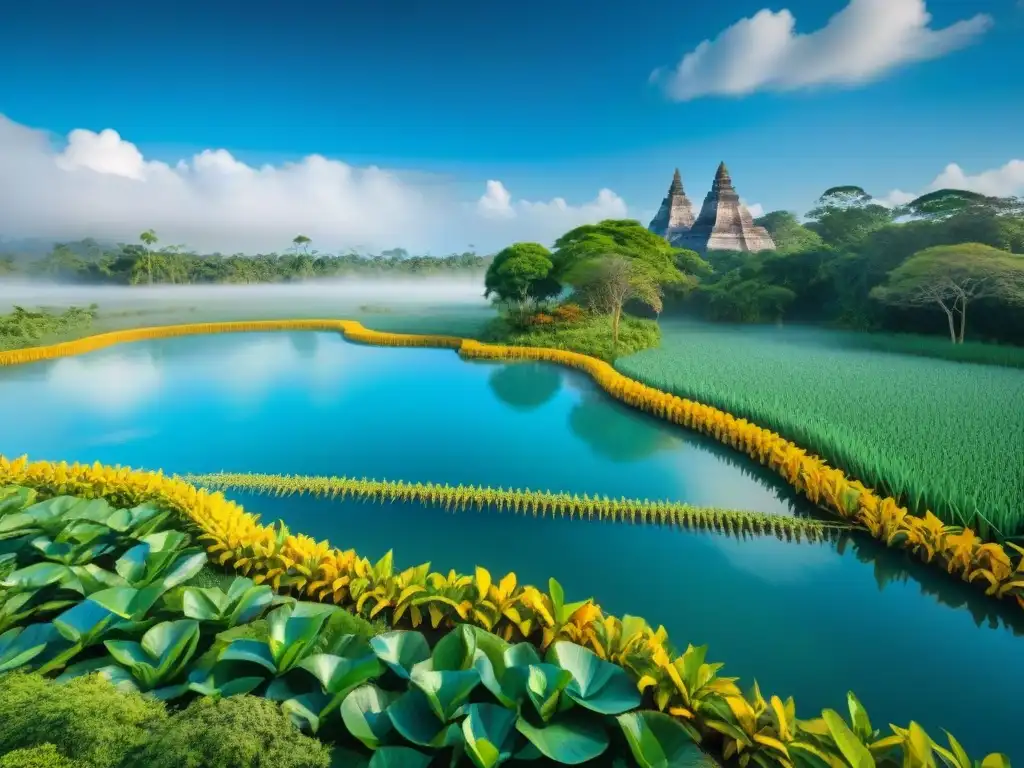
0;0;1021;252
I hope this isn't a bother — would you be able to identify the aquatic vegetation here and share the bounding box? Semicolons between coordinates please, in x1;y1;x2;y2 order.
0;306;97;352
182;471;850;542
0;481;1010;766
617;326;1024;537
0;319;1021;608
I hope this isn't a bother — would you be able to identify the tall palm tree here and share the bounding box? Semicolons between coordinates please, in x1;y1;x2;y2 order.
139;230;158;285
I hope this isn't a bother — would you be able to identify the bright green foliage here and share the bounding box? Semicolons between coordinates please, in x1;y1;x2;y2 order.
552;219;694;287
119;695;332;768
0;307;96;352
0;671;166;768
0;483;1012;766
486;313;661;362
618;321;1024;535
483;243;560;309
0;744;82;768
754;211;826;254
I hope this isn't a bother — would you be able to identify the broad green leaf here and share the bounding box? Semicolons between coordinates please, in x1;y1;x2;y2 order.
228;582;273;625
368;747;432;768
140;530;189;553
219;638;278;674
515;713;610;765
182;586;230;621
300;651;384;718
280;690;331;734
548;578;565;618
846;692;873;742
822;710;874;768
387;688;455;748
504;643;542;668
340;684;398;749
0;623;59;672
907;722;936;768
431;623;476;671
2;562;81;592
512;663;572;722
142;619;201;680
53;598;119;645
410;667;481;722
267;602;337;673
547;641;641;714
939;731;971;768
371;630;431;680
187;661;264;699
59;497;114;524
89;586;144;618
159;551;208;590
0;486;35;515
462;703;517;768
617;711;713;768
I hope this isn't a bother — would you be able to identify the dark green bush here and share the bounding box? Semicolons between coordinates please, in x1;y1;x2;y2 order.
0;672;165;768
0;744;81;768
120;695;332;768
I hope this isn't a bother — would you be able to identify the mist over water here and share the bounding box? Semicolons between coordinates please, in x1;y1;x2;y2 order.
0;276;491;314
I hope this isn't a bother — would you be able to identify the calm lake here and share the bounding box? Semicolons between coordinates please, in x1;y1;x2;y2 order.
2;331;1019;759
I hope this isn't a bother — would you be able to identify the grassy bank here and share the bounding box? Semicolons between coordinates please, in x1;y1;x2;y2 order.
482;313;660;362
0;300;494;352
617;320;1024;537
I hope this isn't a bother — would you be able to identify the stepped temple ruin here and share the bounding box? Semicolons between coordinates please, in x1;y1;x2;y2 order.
648;163;776;253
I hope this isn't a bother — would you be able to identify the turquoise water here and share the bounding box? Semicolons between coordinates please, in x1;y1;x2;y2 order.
1;331;1020;759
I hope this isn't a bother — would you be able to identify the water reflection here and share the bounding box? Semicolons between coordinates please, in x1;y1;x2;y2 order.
837;533;1024;635
569;394;681;462
45;352;163;413
487;363;562;411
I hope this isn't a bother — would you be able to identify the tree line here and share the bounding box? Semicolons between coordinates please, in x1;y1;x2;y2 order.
484;187;1024;347
0;233;488;284
702;186;1024;344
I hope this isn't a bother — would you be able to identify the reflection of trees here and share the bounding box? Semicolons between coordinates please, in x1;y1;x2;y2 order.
838;532;1024;636
288;332;318;359
487;363;562;411
569;395;680;463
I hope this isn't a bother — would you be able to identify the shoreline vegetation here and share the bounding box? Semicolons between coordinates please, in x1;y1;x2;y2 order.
0;462;1011;765
1;319;1022;621
180;471;852;541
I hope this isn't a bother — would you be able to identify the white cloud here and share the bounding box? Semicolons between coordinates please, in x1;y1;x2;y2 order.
878;158;1024;207
0;114;630;254
928;160;1024;198
741;199;765;218
475;180;629;243
46;354;162;413
653;0;992;100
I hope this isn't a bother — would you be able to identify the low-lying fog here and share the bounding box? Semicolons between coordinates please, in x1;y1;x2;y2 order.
0;276;491;315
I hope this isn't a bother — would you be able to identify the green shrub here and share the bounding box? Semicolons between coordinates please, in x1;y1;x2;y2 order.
121;695;332;768
0;672;165;768
484;313;660;361
0;744;81;768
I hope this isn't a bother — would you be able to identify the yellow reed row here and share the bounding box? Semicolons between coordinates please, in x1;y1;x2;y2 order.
0;319;1021;611
181;470;850;542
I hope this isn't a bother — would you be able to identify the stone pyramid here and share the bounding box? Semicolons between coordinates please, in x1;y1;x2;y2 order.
673;163;776;253
647;169;696;242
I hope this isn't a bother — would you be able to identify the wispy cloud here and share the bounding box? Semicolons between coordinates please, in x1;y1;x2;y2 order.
879;158;1024;207
0;115;629;254
652;0;992;101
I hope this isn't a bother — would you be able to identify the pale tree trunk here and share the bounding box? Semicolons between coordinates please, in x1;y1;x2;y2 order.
936;298;956;343
611;304;622;347
956;297;968;344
